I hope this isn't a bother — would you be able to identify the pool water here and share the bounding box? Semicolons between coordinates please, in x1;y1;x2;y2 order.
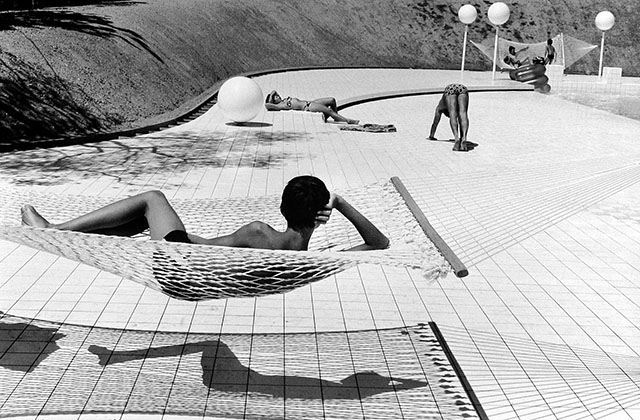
556;92;640;121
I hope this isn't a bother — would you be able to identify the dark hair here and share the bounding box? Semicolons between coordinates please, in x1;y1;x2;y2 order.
280;176;330;231
508;46;516;54
547;39;553;45
265;90;278;104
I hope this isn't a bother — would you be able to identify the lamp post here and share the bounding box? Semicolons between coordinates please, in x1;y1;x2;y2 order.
458;4;478;79
488;2;510;81
595;11;615;78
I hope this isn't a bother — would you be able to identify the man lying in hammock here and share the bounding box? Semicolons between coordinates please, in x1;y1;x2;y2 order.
21;176;389;252
265;90;359;125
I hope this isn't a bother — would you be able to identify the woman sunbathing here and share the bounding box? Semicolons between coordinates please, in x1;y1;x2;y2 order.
265;90;359;124
21;176;388;252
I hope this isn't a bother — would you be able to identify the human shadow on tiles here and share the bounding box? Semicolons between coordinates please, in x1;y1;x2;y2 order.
427;138;478;151
88;340;428;399
0;312;467;418
0;318;65;373
0;130;307;186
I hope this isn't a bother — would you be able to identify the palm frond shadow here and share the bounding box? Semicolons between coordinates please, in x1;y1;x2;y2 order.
0;0;141;11
0;8;161;62
0;51;115;142
0;130;309;186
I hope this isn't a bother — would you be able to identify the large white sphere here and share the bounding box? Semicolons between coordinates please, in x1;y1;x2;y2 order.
217;76;264;123
595;11;615;31
458;4;478;24
488;2;510;26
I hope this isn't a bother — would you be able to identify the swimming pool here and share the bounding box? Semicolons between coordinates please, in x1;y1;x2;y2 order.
555;91;640;121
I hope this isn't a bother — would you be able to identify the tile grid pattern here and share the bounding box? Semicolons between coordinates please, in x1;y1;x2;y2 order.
1;69;640;418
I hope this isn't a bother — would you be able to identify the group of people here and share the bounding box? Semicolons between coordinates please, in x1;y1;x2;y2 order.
504;39;556;68
22;39;561;254
20;80;476;252
265;84;471;152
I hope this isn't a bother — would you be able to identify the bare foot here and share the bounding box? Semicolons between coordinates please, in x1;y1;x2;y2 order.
453;140;468;152
21;205;51;228
427;136;437;141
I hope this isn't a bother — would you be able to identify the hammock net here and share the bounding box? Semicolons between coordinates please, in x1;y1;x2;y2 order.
0;180;450;301
471;33;597;70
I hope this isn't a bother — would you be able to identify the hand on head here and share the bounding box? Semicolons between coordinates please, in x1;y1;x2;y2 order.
315;193;338;227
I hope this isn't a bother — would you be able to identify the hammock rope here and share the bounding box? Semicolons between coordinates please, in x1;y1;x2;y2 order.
0;180;450;300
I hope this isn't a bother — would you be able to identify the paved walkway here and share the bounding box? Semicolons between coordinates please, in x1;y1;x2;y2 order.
1;69;639;419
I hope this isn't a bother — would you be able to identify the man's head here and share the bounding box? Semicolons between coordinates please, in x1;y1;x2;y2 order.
280;176;330;231
547;39;553;45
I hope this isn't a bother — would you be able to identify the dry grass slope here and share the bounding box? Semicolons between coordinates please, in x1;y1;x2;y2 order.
0;0;636;142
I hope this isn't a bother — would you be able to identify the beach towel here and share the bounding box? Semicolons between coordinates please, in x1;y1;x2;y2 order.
340;123;397;133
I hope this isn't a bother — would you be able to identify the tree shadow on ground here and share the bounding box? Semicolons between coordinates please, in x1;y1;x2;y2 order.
0;51;117;142
0;6;162;142
0;130;309;186
0;0;141;10
0;8;160;61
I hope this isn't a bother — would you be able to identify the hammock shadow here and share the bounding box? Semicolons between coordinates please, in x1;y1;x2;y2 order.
88;339;428;399
0;129;309;186
0;315;66;373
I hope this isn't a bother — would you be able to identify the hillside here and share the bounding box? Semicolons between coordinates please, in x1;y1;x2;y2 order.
0;0;636;142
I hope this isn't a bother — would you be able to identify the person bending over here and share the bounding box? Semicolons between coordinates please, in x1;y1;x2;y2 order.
265;90;359;125
427;84;470;152
21;176;388;252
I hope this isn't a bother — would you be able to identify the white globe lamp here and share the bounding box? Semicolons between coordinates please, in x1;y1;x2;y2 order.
595;11;615;78
488;2;510;80
458;5;477;77
488;2;510;25
595;11;615;31
458;4;477;24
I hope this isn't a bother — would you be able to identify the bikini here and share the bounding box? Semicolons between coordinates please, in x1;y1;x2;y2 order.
164;230;192;244
444;83;468;95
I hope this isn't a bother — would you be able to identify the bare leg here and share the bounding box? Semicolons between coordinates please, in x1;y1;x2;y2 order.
307;102;358;124
457;93;470;150
312;97;338;113
21;191;185;240
445;95;463;150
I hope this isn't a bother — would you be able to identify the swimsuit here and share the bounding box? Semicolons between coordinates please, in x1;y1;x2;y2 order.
164;230;192;244
443;83;468;95
302;101;311;111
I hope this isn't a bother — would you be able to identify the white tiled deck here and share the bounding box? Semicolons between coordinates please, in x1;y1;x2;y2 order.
1;69;639;419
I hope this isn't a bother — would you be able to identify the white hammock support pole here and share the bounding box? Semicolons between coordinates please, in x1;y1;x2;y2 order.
390;177;468;278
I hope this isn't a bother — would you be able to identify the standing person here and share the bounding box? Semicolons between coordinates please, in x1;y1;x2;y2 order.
427;84;470;152
544;38;556;65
